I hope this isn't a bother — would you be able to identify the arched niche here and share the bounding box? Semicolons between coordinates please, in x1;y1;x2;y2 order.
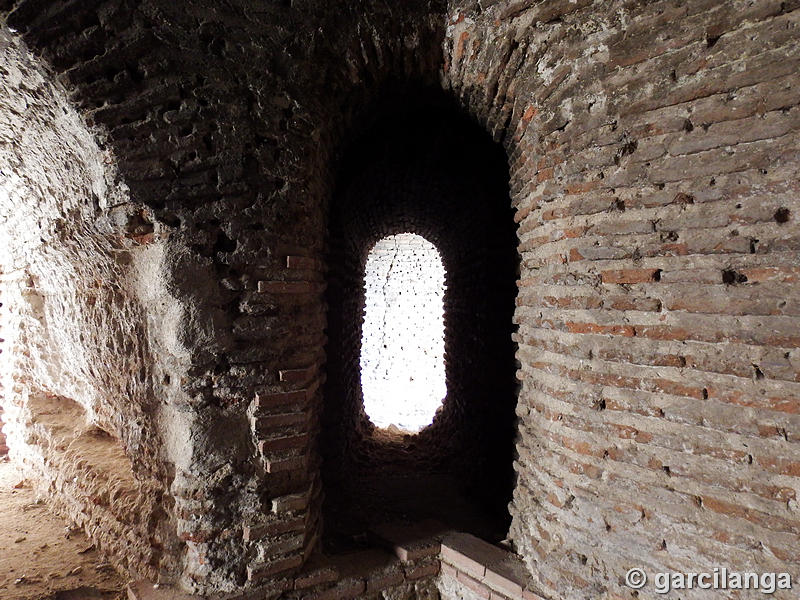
322;88;520;550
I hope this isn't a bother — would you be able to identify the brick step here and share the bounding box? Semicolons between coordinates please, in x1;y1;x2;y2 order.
440;532;548;600
128;526;547;600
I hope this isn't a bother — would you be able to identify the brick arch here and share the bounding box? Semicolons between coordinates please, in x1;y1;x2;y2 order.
322;95;519;547
2;1;453;593
3;0;799;597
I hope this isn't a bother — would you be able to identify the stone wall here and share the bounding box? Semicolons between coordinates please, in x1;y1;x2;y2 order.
0;24;182;581
1;0;798;598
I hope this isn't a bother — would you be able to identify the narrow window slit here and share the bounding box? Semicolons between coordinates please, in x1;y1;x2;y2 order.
360;233;446;433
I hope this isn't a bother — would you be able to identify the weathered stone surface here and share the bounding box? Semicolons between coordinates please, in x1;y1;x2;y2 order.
0;25;182;582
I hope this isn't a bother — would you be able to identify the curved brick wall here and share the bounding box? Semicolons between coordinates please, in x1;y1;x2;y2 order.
1;0;798;597
440;2;800;598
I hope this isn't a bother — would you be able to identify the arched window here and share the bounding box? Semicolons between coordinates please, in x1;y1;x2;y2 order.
323;96;519;546
360;233;446;433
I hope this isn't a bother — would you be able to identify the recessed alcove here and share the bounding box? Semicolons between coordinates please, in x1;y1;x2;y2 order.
322;89;520;551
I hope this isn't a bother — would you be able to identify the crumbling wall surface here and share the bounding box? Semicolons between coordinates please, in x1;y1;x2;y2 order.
0;26;181;580
2;0;448;593
441;1;800;598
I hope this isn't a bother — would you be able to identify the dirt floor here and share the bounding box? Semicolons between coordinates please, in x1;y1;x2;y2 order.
0;458;127;600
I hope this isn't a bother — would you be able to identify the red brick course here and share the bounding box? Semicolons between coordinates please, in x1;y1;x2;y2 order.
444;3;800;598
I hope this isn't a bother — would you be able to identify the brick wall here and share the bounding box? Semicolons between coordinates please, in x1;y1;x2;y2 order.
0;24;179;581
442;1;800;598
130;522;445;600
439;532;545;600
2;2;450;591
128;523;540;600
2;0;798;597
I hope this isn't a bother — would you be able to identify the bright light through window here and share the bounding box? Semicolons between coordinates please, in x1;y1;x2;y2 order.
360;233;446;433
